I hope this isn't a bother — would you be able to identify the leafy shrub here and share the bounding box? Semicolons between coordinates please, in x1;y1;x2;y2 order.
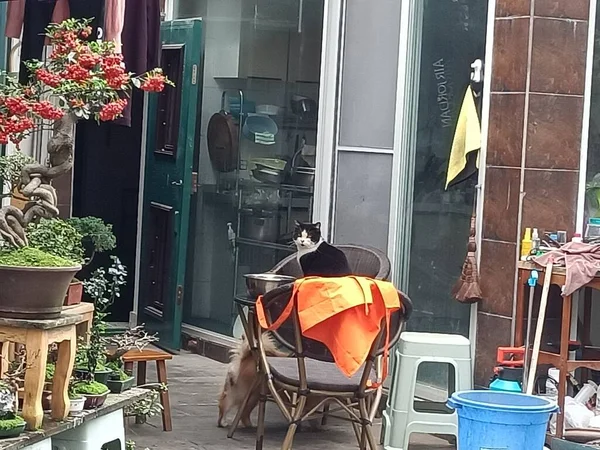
0;247;76;267
66;217;116;254
27;218;84;263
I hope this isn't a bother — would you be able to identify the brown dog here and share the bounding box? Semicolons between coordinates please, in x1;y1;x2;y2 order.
217;334;286;428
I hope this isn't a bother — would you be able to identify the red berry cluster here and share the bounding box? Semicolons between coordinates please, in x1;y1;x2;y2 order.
141;73;167;93
5;97;30;115
63;64;91;83
99;98;128;121
80;26;93;39
78;51;100;70
32;101;64;120
36;69;62;87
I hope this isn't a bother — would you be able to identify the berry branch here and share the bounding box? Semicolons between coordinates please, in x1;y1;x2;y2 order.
0;18;173;247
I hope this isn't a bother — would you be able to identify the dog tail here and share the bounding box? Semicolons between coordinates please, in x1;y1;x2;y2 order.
230;333;288;360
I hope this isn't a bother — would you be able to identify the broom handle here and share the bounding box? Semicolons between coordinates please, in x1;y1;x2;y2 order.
526;261;553;395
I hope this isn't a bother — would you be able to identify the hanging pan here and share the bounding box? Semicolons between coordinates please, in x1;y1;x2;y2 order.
207;91;241;172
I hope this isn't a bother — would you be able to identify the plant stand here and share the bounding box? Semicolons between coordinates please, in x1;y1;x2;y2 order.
52;409;125;449
0;306;94;430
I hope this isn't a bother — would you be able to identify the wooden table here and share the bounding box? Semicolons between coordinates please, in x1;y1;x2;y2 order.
0;304;94;430
516;261;600;439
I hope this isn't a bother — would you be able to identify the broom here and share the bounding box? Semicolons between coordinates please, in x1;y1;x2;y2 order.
451;202;483;304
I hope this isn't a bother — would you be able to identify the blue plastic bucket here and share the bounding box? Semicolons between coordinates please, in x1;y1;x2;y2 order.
447;390;557;450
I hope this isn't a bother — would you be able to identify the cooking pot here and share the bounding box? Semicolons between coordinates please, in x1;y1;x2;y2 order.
291;95;317;120
240;209;280;242
290;166;315;188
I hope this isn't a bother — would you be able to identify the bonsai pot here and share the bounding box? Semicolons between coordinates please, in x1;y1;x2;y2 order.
74;368;90;380
0;419;25;439
69;397;85;416
17;390;51;410
94;368;113;385
0;264;81;319
64;280;83;306
107;376;135;394
83;391;108;410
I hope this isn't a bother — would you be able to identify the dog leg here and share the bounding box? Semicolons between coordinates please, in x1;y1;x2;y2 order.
218;390;231;428
240;388;260;428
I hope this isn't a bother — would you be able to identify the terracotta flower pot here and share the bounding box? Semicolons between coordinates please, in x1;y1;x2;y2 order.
0;264;81;319
64;280;83;306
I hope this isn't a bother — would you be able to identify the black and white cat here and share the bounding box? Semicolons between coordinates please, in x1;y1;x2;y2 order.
293;221;352;277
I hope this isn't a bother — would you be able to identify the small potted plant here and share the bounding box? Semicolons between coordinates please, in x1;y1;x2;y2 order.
68;379;85;416
104;325;157;394
106;362;135;394
0;383;25;438
66;216;117;265
71;379;109;410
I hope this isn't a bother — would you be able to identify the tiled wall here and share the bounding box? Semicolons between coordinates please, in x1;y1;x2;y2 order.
476;0;591;386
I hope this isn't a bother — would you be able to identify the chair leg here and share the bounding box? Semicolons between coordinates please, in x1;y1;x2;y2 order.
228;377;260;438
255;377;267;450
282;394;306;450
156;360;173;432
359;398;378;450
321;402;330;426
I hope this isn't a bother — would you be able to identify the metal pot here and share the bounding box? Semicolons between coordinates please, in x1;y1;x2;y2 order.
240;209;280;242
252;167;285;184
244;273;296;298
290;95;317;120
290;167;315;187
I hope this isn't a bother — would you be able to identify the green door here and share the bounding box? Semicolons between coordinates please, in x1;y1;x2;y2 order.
139;19;203;350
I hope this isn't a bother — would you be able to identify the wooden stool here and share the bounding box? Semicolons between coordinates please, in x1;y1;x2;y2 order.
122;348;173;432
0;308;92;430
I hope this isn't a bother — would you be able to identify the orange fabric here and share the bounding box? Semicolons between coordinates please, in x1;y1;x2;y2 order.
256;276;401;384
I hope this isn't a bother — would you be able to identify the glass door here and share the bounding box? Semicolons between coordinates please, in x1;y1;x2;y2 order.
176;0;325;336
395;0;488;387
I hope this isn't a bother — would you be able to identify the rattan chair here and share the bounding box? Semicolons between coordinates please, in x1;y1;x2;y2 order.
269;244;392;280
255;283;413;450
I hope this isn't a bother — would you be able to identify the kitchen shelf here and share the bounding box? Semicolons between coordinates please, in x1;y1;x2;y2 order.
237;237;295;252
239;178;314;194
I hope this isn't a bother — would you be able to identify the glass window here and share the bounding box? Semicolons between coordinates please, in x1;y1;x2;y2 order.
175;0;325;336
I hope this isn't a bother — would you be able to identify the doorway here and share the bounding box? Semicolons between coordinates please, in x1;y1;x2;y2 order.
175;0;326;337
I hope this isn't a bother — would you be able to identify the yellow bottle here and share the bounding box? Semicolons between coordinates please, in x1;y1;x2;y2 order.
521;227;532;259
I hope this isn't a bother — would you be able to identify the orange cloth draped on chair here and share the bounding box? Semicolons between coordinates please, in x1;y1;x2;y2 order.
256;276;402;383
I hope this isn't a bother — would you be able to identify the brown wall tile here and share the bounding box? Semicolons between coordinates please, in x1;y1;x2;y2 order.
491;18;530;92
475;312;512;387
482;167;521;241
535;0;590;20
526;94;583;170
487;93;525;167
496;0;531;17
479;240;517;317
530;18;588;95
522;169;579;235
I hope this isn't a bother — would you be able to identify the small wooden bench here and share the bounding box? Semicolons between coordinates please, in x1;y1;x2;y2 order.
122;348;173;432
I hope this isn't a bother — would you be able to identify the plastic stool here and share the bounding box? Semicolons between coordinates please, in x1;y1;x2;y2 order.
52;409;125;450
383;332;472;450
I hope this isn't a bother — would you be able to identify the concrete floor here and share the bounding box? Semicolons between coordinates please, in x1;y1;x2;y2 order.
125;352;455;449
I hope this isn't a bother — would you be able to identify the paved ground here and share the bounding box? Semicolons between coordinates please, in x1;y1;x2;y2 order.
125;352;455;449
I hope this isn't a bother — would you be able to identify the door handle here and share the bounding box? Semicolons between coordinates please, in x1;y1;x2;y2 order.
171;180;183;186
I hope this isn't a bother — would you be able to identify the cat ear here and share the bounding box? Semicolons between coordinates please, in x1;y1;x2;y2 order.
315;222;321;230
294;220;302;227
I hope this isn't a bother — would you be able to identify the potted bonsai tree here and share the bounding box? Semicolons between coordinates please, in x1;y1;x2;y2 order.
68;378;86;416
0;383;25;439
0;18;170;319
105;325;158;393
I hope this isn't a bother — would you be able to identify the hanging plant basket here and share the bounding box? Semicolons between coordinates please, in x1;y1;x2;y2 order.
0;264;81;319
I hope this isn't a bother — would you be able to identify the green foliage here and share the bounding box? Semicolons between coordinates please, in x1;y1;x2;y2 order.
72;380;109;396
0;152;35;193
0;414;25;431
124;385;165;419
84;256;127;377
66;217;116;254
27;218;84;263
0;246;76;267
45;363;55;382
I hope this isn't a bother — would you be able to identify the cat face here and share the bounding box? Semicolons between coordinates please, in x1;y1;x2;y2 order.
293;221;322;250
